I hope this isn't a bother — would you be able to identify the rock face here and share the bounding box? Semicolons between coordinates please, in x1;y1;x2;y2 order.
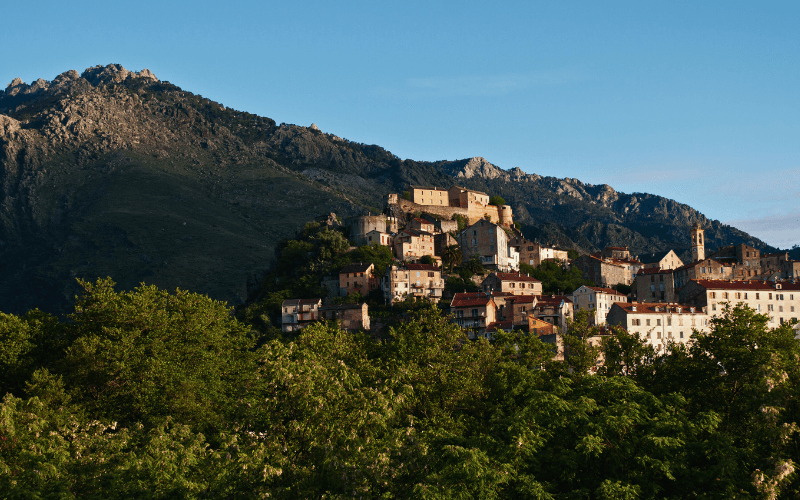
0;63;778;314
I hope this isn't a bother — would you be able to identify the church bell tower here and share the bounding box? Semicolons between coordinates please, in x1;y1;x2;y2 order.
691;224;705;262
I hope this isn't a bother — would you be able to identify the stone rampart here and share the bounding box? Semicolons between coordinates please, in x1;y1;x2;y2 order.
388;193;513;227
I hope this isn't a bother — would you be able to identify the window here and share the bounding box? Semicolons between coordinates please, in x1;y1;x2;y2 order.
723;292;729;299
680;331;684;338
711;292;716;299
768;304;774;311
657;319;661;326
712;304;716;311
660;275;664;282
646;319;651;326
651;276;655;282
657;332;661;339
667;317;672;326
756;293;760;299
769;293;773;300
779;306;784;312
472;309;479;317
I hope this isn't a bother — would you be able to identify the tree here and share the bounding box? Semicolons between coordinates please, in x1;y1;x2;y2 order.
442;244;462;273
59;278;256;432
489;195;506;206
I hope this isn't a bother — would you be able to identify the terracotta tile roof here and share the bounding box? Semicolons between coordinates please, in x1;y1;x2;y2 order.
693;279;800;291
612;302;705;314
507;295;536;304
339;262;373;274
534;294;572;305
494;272;541;283
637;267;668;275
451;297;494;307
406;263;439;271
413;218;432;224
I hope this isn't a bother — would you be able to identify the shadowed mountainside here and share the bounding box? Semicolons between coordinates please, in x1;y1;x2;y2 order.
0;64;783;314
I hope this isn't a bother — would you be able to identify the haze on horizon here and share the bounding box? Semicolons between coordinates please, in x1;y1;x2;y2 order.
3;0;798;249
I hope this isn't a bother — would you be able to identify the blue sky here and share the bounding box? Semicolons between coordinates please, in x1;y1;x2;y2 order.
2;1;798;248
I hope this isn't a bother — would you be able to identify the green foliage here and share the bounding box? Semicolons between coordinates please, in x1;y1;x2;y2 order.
489;195;506;206
2;284;799;498
419;255;435;265
442;244;462;272
445;275;479;294
567;249;580;260
451;213;468;232
402;190;412;200
521;261;593;295
61;278;255;432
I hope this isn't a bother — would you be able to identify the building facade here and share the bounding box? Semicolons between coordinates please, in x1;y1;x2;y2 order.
607;302;710;353
458;219;519;272
571;285;628;325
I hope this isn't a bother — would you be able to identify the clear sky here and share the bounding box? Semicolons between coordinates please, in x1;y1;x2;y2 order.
2;1;798;248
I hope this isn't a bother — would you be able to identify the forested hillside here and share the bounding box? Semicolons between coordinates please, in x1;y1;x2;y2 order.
0;64;782;314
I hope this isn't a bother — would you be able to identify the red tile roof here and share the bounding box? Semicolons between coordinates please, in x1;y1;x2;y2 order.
494;272;541;283
451;297;494;308
406;263;439;271
692;279;800;291
637;267;668;275
612;302;705;314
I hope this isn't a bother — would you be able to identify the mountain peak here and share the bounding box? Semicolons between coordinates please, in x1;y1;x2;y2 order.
2;64;158;99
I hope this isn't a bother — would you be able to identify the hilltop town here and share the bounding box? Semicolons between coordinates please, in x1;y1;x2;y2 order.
276;185;800;358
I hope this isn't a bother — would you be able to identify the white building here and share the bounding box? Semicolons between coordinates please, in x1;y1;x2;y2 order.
571;285;628;325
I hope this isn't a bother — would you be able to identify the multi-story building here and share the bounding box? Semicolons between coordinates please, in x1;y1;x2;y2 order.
280;298;323;332
339;262;378;297
449;292;498;338
319;303;370;331
345;215;398;246
509;237;569;267
393;228;437;262
572;255;630;287
571;285;628;325
365;229;392;247
381;263;444;304
607;302;710;353
678;279;800;327
408;217;437;234
531;295;573;333
672;259;733;289
634;268;677;303
481;271;542;296
458;219;519;272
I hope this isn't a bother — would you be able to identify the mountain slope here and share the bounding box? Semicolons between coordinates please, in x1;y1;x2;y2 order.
0;64;781;314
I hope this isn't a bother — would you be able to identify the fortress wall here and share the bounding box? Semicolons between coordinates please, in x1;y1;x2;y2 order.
389;193;514;227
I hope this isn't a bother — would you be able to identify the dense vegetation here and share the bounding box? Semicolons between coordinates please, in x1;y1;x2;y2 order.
1;275;799;498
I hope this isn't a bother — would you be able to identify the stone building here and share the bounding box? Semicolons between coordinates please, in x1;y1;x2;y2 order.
280;298;323;332
345;215;398;246
571;285;628;325
458;219;519;272
389;185;513;227
510;237;570;267
607;302;710;353
639;250;684;271
393;228;437;262
678;279;800;326
672;259;733;289
319;303;370;331
634;268;677;303
408;217;437;234
365;229;392;247
572;255;629;288
481;271;542;296
381;263;444;304
339;262;378;297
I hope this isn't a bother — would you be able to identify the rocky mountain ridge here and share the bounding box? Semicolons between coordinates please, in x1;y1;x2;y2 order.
0;64;783;314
